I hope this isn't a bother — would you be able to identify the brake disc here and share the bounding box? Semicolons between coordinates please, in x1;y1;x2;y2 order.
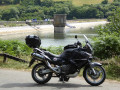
89;70;100;79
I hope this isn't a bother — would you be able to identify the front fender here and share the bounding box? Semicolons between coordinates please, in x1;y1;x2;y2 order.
90;62;102;68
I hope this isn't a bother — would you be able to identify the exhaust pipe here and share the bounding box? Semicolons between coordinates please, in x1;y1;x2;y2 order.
32;53;45;61
31;53;60;74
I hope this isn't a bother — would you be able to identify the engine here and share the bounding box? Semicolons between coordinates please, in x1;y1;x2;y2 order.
61;64;77;75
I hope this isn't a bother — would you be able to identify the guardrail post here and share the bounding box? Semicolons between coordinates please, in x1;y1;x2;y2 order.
3;54;7;63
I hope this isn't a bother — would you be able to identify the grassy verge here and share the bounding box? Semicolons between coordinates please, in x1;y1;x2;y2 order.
104;58;120;81
0;58;29;70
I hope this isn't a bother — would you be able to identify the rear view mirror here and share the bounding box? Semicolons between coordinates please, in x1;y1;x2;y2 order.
75;35;77;39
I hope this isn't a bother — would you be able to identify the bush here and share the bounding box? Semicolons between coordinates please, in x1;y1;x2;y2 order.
94;7;120;59
101;0;108;4
9;18;16;21
0;40;32;57
106;58;120;79
93;34;120;59
45;46;63;55
105;7;120;35
0;40;64;57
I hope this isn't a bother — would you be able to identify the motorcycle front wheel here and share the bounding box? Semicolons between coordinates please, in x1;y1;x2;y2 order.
32;63;52;84
83;65;106;86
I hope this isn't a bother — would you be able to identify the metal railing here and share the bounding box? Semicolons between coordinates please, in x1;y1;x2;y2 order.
0;53;29;63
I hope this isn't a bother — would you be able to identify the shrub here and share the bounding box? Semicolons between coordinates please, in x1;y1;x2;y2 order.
45;46;63;55
106;58;120;79
9;18;16;21
93;34;120;59
94;7;120;59
0;40;32;57
101;0;108;4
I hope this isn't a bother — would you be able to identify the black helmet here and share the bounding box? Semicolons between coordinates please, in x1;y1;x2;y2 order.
25;35;41;48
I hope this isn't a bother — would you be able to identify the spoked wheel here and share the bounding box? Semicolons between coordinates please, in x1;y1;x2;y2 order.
83;65;106;86
32;63;52;84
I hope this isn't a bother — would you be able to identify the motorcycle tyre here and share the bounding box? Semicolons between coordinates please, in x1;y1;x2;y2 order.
32;63;52;84
83;65;106;86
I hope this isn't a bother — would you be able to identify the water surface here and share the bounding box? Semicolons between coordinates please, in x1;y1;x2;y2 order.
0;26;97;47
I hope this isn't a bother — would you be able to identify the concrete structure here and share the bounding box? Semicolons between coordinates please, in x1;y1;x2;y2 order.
53;14;66;38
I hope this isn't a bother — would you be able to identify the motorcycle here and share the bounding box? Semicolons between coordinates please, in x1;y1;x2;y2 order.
25;34;106;86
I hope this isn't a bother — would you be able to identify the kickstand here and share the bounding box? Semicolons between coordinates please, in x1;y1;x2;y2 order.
59;75;65;83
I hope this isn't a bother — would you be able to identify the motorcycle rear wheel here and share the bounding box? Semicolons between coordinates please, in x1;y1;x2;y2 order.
32;63;52;84
83;65;106;86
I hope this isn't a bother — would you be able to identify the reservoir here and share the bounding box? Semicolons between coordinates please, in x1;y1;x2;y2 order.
0;21;107;47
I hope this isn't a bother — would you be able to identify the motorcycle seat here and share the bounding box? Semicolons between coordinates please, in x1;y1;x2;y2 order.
44;51;60;58
44;51;63;64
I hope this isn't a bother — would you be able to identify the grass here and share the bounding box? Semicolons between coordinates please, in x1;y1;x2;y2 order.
0;5;19;10
3;23;26;27
67;19;107;23
0;39;32;57
0;57;29;70
54;0;114;6
103;57;120;81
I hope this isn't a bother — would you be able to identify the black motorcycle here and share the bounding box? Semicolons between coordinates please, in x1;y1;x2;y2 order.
25;35;106;86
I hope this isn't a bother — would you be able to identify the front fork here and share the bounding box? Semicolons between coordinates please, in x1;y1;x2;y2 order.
91;67;97;75
88;60;102;75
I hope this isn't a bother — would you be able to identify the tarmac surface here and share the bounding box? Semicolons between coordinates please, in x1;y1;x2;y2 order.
0;69;120;90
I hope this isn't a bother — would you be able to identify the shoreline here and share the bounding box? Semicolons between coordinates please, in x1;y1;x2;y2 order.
0;21;108;35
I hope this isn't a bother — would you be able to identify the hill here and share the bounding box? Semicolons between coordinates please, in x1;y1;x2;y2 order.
0;0;119;21
0;0;114;9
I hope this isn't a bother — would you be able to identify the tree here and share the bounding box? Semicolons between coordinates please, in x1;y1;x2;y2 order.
21;0;34;6
3;0;13;5
97;7;120;35
0;10;2;20
94;7;120;59
13;0;21;4
2;7;19;20
114;0;120;2
86;7;98;18
96;10;104;18
55;7;70;14
101;0;108;4
34;0;41;5
9;7;19;19
0;0;2;4
2;9;11;20
107;8;120;34
41;0;54;7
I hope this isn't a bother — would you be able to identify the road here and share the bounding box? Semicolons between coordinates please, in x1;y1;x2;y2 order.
0;69;120;90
